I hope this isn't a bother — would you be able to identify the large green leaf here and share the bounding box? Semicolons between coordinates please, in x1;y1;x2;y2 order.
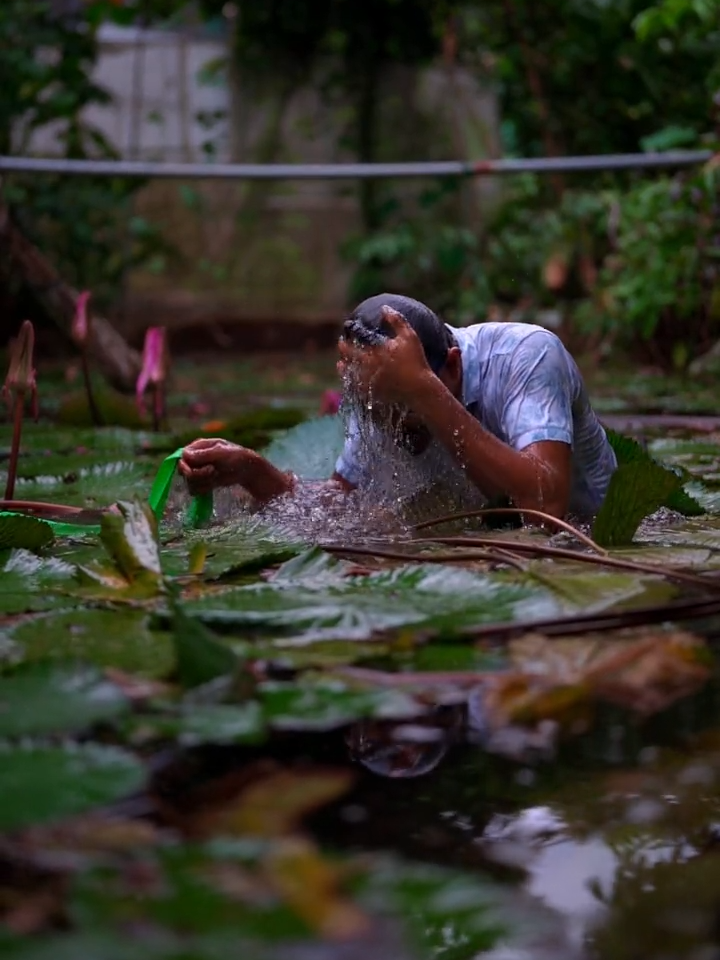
183;551;559;641
8;608;174;678
262;416;345;480
0;743;145;832
10;460;154;509
0;663;129;738
127;702;266;747
592;461;683;547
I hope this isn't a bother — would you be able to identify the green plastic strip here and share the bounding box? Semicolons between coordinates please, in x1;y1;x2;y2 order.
1;447;213;539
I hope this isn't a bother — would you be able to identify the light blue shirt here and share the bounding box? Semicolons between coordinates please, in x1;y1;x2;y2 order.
334;322;617;517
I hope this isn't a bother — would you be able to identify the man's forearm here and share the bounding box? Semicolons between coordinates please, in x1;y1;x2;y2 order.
412;374;562;510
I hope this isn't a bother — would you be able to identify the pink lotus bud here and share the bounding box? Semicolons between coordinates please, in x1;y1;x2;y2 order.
72;291;91;345
320;389;342;416
3;320;38;419
136;326;168;416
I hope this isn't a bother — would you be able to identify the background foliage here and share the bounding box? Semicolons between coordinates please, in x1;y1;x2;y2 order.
1;0;719;365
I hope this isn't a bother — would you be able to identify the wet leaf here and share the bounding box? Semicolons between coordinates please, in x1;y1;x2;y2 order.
99;499;163;593
172;601;238;688
0;551;74;615
260;679;425;732
263;416;345;480
185;560;558;641
592;461;683;547
0;743;145;832
0;663;129;738
8;608;174;678
0;515;54;553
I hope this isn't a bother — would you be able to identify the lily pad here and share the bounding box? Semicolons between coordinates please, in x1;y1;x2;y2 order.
183;554;559;641
11;460;154;509
8;609;174;678
0;743;145;832
128;702;265;746
259;679;425;731
0;663;129;738
0;551;75;615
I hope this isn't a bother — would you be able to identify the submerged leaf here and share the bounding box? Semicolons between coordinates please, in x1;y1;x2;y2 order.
0;743;145;832
203;768;354;839
0;663;129;738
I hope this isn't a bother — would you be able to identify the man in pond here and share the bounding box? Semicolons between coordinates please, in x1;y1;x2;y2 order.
179;293;617;520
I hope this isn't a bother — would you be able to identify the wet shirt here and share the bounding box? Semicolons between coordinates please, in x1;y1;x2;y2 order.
334;322;618;517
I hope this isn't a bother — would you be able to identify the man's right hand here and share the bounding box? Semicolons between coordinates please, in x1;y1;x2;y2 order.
178;438;296;503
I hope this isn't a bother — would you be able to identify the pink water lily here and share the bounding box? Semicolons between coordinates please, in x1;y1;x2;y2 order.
70;289;102;426
72;290;91;345
320;389;342;416
3;320;38;499
136;326;168;430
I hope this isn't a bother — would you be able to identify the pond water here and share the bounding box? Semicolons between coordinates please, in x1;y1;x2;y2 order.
1;355;720;960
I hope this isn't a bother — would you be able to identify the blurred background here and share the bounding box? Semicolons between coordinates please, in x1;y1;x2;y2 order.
1;0;719;373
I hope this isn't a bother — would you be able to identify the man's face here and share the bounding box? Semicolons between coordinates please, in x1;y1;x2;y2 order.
374;403;432;456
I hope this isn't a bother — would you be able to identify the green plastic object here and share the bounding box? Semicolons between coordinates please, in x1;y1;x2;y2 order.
0;447;212;539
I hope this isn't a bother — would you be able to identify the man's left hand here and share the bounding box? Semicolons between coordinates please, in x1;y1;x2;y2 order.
337;306;432;405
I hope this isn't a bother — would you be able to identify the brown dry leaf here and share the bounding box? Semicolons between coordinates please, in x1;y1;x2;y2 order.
479;628;711;733
21;815;160;856
263;837;369;941
197;767;355;840
508;628;711;718
3;885;67;935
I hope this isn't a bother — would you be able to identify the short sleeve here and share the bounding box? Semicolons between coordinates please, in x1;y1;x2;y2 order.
334;412;365;487
500;332;574;451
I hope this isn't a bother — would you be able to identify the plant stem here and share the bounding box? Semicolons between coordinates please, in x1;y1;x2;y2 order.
414;507;606;555
81;348;103;427
4;392;25;500
152;382;165;432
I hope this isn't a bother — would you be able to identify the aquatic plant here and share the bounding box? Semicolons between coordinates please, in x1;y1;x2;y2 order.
136;326;169;432
71;291;103;427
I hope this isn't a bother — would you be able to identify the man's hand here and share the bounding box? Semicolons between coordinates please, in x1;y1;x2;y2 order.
337;306;432;405
179;438;255;495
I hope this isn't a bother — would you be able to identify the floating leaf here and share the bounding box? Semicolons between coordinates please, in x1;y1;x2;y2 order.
184;559;558;641
260;679;424;732
0;743;145;832
0;663;129;738
0;551;74;615
128;702;265;747
592;461;683;547
0;514;54;553
9;609;174;678
172;600;238;688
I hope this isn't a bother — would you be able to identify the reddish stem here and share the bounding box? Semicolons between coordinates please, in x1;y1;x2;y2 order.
4;392;25;500
81;348;103;427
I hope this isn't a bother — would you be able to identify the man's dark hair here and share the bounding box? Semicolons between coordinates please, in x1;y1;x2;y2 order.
342;293;454;374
